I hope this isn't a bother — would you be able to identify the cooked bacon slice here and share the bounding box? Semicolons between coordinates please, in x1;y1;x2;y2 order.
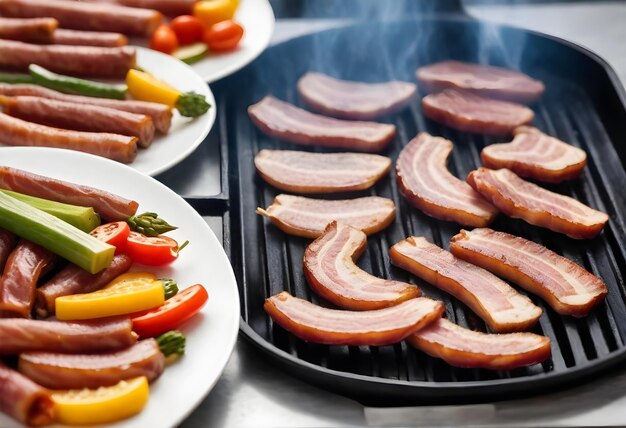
248;96;396;152
421;89;534;136
467;168;609;239
0;228;17;272
481;127;587;183
296;72;416;119
407;318;551;370
0;362;54;427
396;132;498;226
416;60;545;103
390;236;541;333
265;292;443;346
450;228;607;316
254;149;391;194
257;194;396;239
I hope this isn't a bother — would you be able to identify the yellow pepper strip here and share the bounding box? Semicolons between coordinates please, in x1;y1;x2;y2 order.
106;271;157;288
193;0;238;28
126;69;180;108
52;376;149;426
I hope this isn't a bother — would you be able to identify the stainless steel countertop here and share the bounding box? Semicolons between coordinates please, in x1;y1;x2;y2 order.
180;3;626;426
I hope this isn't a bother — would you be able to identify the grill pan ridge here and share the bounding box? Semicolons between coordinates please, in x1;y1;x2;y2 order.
209;17;626;404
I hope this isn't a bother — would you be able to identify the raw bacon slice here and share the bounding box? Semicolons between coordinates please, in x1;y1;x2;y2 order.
467;168;608;239
407;318;551;370
264;291;444;346
416;60;545;103
304;221;420;310
481;127;587;183
254;149;391;194
396;132;498;226
296;72;416;119
450;228;607;317
422;89;534;136
248;96;396;152
390;236;542;333
257;194;396;239
0;362;54;427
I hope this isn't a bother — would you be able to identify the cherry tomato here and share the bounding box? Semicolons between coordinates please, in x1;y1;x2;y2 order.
132;284;209;338
170;15;204;45
89;222;130;254
203;20;244;52
150;25;178;54
125;231;181;266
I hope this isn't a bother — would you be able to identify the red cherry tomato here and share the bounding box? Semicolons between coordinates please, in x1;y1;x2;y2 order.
203;20;244;52
170;15;204;45
89;221;130;254
150;25;178;54
125;231;181;266
132;284;209;338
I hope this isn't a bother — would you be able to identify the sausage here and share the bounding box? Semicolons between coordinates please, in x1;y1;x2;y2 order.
2;96;155;148
53;28;128;47
0;112;138;164
0;39;136;78
0;362;54;427
0;228;17;272
117;0;195;16
0;16;56;43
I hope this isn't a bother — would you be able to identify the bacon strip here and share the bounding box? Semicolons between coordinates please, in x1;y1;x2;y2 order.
0;362;54;427
255;149;391;194
117;0;195;16
416;60;545;103
422;89;534;136
0;17;56;43
264;292;443;346
0;228;17;272
53;29;128;47
296;72;416;119
481;127;587;183
19;339;165;389
467;168;608;239
450;228;607;317
257;194;396;239
396;132;498;226
248;96;396;152
407;318;551;370
390;236;541;333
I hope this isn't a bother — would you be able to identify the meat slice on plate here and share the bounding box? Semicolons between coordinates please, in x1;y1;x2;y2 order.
421;89;534;135
0;362;54;427
296;72;416;119
407;318;551;370
396;132;498;227
304;221;420;310
248;96;396;152
416;60;545;103
264;291;444;346
254;149;391;194
390;236;542;333
481;126;587;183
467;168;608;239
450;228;607;317
257;194;396;239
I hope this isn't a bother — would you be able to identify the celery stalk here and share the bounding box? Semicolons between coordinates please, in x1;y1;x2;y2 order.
0;190;101;232
0;192;114;273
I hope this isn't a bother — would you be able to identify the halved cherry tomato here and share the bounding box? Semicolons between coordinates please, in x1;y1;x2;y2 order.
150;24;178;54
132;284;208;338
170;15;204;45
203;20;244;52
89;221;130;254
125;231;181;266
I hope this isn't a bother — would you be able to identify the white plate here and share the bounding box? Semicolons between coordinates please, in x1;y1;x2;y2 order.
0;147;240;428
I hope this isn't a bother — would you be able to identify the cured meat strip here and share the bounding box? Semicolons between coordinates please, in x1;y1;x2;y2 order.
0;240;57;318
396;132;498;227
0;0;162;36
0;363;54;427
407;318;551;370
0;166;139;221
0;17;56;43
467;168;609;239
53;29;128;47
390;236;542;333
0;39;135;78
450;228;608;316
0;228;17;272
248;96;396;152
481;126;587;183
0;317;136;354
422;89;534;136
2;95;155;148
416;60;545;103
296;72;416;119
254;149;391;194
0;112;138;163
19;339;165;389
257;194;396;239
304;221;420;310
36;254;133;318
117;0;195;16
264;291;444;346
